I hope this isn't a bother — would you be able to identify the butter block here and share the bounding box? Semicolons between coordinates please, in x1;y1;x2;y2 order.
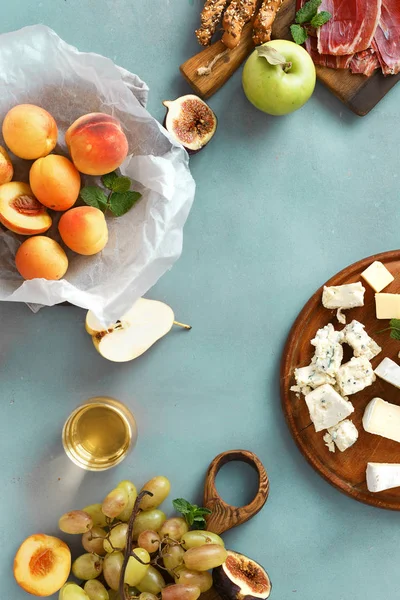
361;261;394;293
375;293;400;319
363;397;400;444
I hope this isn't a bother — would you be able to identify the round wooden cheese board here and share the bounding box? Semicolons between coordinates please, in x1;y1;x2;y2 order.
281;250;400;510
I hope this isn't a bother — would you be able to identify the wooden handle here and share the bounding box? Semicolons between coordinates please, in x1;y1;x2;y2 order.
180;0;295;100
203;449;269;534
180;24;254;99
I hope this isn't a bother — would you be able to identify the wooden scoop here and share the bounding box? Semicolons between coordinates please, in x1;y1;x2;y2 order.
203;449;269;534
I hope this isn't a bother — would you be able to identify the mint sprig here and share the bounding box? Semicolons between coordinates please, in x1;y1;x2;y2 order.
172;498;212;530
80;171;142;217
377;319;400;341
290;0;332;45
310;10;332;27
295;0;321;24
290;24;308;45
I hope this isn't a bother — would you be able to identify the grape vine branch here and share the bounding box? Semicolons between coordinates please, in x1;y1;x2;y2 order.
119;490;153;600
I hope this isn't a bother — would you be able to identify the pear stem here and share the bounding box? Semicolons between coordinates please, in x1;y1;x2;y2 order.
173;320;192;330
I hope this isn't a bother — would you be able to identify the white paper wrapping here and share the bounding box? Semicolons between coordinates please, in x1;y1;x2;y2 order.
0;25;195;324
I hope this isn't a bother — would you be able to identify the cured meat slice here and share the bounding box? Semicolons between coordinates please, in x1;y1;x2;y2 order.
305;36;353;68
350;49;380;76
373;0;400;75
317;0;382;56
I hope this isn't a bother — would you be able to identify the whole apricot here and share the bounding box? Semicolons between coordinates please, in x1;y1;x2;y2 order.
0;146;13;184
2;104;58;160
0;181;52;235
65;112;128;176
16;236;68;280
30;154;81;211
58;206;108;255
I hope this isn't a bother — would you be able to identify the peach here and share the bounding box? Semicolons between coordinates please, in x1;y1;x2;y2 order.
13;533;71;597
30;154;81;211
2;104;58;160
0;182;52;235
58;206;108;255
0;145;13;184
65;112;128;176
15;236;68;280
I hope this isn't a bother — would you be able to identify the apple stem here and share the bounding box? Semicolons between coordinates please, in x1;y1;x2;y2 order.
173;320;192;330
283;61;292;73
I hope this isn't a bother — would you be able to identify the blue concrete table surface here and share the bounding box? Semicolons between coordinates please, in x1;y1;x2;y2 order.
2;1;400;598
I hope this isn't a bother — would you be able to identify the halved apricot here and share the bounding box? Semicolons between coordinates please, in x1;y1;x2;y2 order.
14;533;71;597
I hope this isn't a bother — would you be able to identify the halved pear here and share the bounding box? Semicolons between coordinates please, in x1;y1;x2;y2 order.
87;298;187;362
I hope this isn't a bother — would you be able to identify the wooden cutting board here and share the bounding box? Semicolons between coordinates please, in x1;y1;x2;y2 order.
180;0;400;115
281;251;400;510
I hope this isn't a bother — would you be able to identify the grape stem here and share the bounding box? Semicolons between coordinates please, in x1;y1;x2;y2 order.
119;490;153;600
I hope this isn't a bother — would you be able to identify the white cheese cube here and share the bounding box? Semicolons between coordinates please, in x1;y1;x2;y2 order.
361;261;394;293
294;365;336;389
363;397;400;444
336;356;375;396
366;463;400;493
322;282;365;310
305;384;354;432
374;357;400;389
375;293;400;319
343;320;381;360
310;323;344;376
323;420;359;452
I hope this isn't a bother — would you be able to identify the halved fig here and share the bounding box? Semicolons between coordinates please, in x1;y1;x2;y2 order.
163;94;217;154
213;550;271;600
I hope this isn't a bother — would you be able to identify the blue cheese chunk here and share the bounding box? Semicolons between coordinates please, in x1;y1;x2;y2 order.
305;384;354;432
374;357;400;389
294;365;336;389
310;323;344;376
343;320;382;361
323;419;359;453
336;356;375;396
322;282;365;310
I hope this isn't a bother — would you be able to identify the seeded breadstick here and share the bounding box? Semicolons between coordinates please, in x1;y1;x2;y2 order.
196;0;229;46
222;0;259;49
252;0;283;46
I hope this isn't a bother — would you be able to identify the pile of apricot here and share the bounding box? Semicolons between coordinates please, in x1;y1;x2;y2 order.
0;104;129;280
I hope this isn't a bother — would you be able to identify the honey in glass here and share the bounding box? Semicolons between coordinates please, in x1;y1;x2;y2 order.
62;396;137;471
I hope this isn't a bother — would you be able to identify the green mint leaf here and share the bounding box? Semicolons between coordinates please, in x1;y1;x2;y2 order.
290;24;308;44
310;10;332;27
193;507;212;516
172;498;192;514
192;517;207;530
112;176;131;193
295;0;322;23
389;319;400;340
186;512;194;526
80;186;108;212
257;45;288;66
101;172;119;190
108;191;142;217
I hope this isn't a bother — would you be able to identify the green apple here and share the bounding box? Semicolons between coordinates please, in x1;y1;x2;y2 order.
242;39;316;116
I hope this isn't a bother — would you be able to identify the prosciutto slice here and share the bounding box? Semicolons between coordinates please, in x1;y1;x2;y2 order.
350;49;380;76
373;0;400;75
317;0;382;56
305;37;353;69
